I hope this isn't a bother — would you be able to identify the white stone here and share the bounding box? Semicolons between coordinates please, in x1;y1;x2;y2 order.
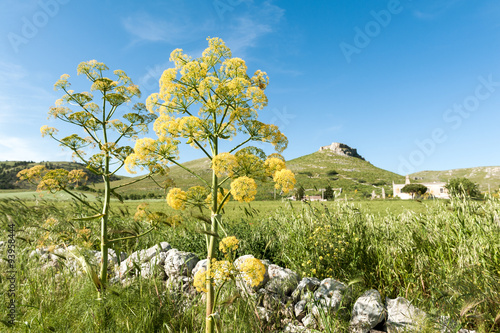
164;249;199;277
265;264;300;297
386;297;426;333
349;289;385;333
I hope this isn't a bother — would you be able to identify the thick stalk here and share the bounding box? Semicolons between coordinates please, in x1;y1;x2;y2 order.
206;143;219;333
99;96;110;297
99;174;110;291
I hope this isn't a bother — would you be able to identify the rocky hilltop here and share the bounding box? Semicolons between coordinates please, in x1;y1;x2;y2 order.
319;142;365;160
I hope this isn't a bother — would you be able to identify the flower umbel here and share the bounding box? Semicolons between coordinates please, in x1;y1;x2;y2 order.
238;257;266;287
219;236;239;254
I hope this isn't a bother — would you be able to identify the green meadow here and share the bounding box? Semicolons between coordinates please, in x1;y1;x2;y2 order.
0;195;498;332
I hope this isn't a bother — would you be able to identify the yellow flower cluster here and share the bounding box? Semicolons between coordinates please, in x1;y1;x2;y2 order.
54;73;70;90
230;176;257;203
124;137;179;174
238;257;266;288
166;188;187;210
219;236;239;254
17;165;45;184
133;203;149;221
222;57;247;77
193;258;238;293
202;37;232;66
40;125;58;138
251;70;269;90
211;260;237;283
42;217;59;228
76;60;109;80
212;152;238;177
193;268;209;292
193;255;266;293
257;123;288;153
264;157;286;176
273;169;296;194
68;169;88;186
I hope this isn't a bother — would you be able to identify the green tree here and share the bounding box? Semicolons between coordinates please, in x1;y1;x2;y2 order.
296;185;305;201
125;37;296;333
18;61;159;297
324;184;334;200
401;183;428;199
446;177;481;198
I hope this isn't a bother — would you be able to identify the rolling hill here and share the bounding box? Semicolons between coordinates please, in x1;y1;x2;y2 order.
104;143;406;200
410;167;500;191
4;142;496;199
0;161;123;190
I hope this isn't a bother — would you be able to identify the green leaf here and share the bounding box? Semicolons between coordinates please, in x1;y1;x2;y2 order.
72;213;105;221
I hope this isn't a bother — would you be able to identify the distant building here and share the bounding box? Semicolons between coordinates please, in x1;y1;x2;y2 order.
307;195;326;202
393;175;450;199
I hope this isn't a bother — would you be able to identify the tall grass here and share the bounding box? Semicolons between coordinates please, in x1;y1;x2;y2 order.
0;197;498;332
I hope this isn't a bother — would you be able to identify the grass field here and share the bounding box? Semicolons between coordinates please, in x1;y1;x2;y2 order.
0;190;98;201
0;187;440;217
0;193;498;332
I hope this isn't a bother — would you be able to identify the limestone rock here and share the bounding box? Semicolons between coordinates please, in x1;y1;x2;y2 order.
164;249;199;277
191;258;208;277
385;297;426;332
312;278;348;315
319;142;365;160
119;242;171;277
302;313;318;330
295;299;308;319
349;289;385;333
292;277;321;302
265;264;300;297
140;252;168;279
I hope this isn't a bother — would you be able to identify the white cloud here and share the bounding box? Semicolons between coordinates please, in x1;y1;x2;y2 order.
122;13;182;44
122;1;284;51
410;0;464;20
0;135;70;162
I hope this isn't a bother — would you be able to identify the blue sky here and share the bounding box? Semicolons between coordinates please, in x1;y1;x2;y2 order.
1;0;500;176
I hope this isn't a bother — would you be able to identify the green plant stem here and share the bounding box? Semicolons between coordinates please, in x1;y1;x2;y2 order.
99;94;110;297
107;227;155;244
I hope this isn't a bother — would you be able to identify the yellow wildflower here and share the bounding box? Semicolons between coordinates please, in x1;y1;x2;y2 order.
166;188;187;210
238;257;266;287
212;152;238;177
193;269;209;293
219;236;239;254
230;176;257;203
273;169;296;194
40;125;58;138
264;157;286;176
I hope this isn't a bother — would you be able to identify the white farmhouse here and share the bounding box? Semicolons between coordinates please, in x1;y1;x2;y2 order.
393;175;450;199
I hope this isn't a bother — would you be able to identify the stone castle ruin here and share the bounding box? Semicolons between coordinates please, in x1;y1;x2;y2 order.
319;142;365;160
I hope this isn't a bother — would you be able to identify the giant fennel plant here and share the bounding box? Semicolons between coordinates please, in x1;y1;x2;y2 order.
125;37;296;332
18;61;160;297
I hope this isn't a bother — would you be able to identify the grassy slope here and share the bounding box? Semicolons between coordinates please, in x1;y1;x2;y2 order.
410;166;500;191
286;150;405;196
106;151;406;199
0;161;124;190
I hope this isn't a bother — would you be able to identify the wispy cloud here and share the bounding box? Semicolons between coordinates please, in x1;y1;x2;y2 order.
225;1;284;54
0;134;70;161
410;0;464;20
134;1;286;91
121;12;197;45
122;1;284;51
